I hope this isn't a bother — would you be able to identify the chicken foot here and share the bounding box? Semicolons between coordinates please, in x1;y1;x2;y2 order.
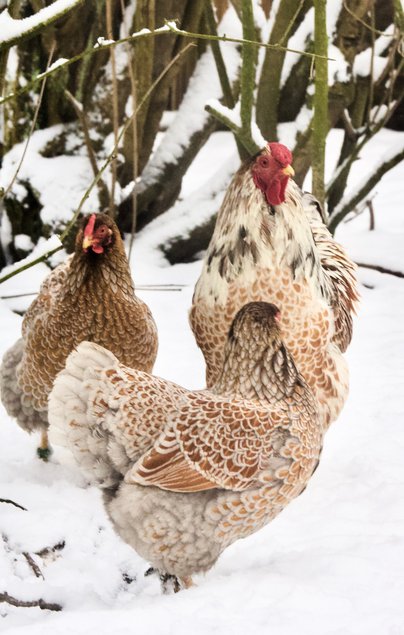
36;430;51;461
144;567;193;593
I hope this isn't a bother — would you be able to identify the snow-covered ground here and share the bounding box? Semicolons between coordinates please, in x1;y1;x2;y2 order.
0;129;403;634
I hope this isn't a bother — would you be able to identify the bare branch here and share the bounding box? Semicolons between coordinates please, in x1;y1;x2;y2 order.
0;591;62;611
106;0;119;217
0;21;333;107
0;498;27;511
23;553;44;579
0;0;84;52
328;146;404;232
0;43;194;286
2;42;55;200
205;102;260;155
357;263;404;278
204;0;235;108
64;89;109;209
240;0;255;141
312;0;328;209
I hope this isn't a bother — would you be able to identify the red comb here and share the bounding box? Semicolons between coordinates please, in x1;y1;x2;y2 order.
268;142;293;166
84;214;96;237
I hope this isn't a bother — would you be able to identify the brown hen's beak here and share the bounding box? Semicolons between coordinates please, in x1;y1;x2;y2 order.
82;235;93;250
282;164;295;177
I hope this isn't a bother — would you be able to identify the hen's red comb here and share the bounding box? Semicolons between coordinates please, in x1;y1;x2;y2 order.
268;142;293;166
84;213;96;237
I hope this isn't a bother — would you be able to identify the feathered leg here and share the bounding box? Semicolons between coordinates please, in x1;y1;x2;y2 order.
37;430;51;461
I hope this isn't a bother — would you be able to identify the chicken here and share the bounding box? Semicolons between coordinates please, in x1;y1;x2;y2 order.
190;142;359;430
0;212;158;459
48;302;322;590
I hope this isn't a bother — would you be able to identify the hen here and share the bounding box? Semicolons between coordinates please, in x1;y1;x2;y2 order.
48;302;322;590
0;213;158;458
190;142;359;430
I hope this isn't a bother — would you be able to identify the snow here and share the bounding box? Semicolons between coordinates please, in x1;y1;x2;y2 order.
353;48;391;80
138;8;241;193
13;234;34;252
0;0;82;45
281;8;314;88
0;126;100;227
1;129;404;633
329;129;404;245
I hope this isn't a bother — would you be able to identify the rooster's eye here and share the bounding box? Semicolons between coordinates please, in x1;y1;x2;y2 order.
259;157;269;168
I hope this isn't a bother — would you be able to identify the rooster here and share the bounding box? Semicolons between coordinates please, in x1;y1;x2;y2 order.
48;302;322;590
190;142;359;430
0;213;158;459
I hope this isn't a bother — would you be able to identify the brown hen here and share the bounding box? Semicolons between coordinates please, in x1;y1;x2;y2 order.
0;213;158;458
190;142;359;430
48;302;322;590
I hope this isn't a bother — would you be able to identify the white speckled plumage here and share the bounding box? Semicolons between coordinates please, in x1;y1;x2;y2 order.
190;146;359;430
49;302;322;586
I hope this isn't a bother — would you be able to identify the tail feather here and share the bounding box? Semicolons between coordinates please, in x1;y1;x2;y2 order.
48;341;123;488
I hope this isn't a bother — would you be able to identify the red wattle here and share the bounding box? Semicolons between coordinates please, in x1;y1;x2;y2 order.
265;177;288;206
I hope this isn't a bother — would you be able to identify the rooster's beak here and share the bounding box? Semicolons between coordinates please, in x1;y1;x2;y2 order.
82;236;93;250
282;164;295;177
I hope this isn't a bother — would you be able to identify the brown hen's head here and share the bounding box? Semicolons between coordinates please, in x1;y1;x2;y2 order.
251;142;295;206
228;301;281;347
77;213;120;256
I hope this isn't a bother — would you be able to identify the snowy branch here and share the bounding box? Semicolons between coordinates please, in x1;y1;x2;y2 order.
205;101;261;155
328;144;404;232
0;591;62;611
0;43;192;285
0;19;334;107
0;0;84;52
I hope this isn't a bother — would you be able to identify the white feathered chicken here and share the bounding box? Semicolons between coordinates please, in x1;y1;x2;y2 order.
190;142;359;430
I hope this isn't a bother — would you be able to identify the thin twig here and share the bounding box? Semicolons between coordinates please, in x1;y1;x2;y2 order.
0;246;62;285
367;198;375;230
0;591;62;611
119;0;139;259
164;20;334;60
205;103;260;154
64;90;102;181
59;42;196;244
204;0;235;108
0;498;27;511
367;4;375;125
0;44;194;286
277;0;305;47
342;1;394;36
0;20;335;107
23;553;44;579
0;284;186;299
357;263;404;278
106;0;119;217
2;41;55;200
